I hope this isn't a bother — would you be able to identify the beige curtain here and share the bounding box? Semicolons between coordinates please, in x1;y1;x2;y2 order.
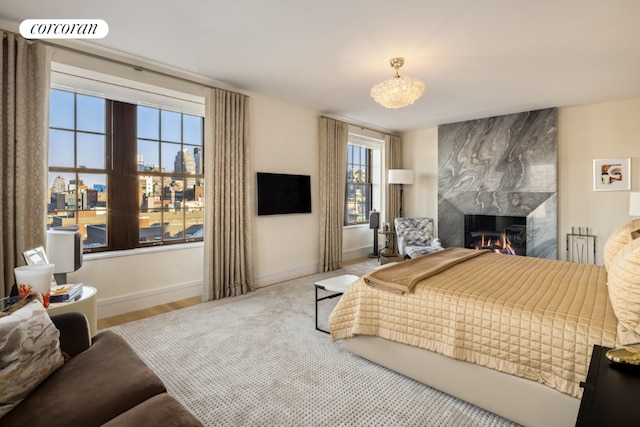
0;33;50;298
318;117;348;272
385;134;402;254
203;88;254;300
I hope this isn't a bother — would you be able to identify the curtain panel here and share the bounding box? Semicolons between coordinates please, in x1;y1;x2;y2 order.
385;134;402;254
203;88;254;301
0;33;50;297
318;117;348;272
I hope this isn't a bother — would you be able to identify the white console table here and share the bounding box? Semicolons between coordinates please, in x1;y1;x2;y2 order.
48;286;98;337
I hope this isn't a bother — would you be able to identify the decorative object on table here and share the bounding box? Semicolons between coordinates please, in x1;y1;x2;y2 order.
566;226;596;264
593;157;631;191
370;57;425;109
605;347;640;365
14;264;55;308
50;283;84;303
388;169;414;218
22;246;56;286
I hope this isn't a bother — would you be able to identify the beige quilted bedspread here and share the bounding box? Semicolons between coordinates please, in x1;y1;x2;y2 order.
329;251;618;398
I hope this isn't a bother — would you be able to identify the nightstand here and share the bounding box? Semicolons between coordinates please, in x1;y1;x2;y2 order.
576;345;640;426
48;286;98;337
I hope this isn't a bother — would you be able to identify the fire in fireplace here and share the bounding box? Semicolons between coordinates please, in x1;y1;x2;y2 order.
464;214;526;256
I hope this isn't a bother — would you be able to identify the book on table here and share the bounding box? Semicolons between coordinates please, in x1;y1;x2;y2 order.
50;283;83;303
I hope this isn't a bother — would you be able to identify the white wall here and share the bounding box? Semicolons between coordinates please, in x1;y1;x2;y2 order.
402;97;640;265
558;98;640;264
68;244;204;318
401;127;439;224
250;95;321;286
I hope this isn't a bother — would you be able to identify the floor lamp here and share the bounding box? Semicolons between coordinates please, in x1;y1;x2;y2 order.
388;169;414;218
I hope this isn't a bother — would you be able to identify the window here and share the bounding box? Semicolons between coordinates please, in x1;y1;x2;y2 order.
47;89;205;252
48;90;108;249
345;143;372;225
136;106;204;244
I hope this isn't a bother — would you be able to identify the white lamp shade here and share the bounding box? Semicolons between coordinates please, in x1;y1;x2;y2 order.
630;192;640;216
388;169;414;185
46;230;82;274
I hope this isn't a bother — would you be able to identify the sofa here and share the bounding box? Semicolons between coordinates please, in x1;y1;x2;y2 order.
0;298;203;427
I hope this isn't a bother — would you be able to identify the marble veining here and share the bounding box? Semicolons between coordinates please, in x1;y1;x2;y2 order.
438;108;558;259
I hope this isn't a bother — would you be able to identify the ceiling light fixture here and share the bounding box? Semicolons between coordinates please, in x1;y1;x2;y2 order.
370;57;425;109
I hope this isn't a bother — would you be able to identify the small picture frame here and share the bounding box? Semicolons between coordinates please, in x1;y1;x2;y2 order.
23;246;49;265
22;246;57;286
593;158;631;191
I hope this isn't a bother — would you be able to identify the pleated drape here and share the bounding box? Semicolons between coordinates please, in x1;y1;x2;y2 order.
203;88;254;301
385;134;403;254
318;117;348;272
0;33;50;297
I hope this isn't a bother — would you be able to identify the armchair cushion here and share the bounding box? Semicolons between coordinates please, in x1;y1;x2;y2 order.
394;217;440;258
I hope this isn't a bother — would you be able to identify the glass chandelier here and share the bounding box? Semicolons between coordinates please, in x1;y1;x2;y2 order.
370;57;425;109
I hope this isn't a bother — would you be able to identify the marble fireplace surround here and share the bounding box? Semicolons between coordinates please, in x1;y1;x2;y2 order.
438;108;558;259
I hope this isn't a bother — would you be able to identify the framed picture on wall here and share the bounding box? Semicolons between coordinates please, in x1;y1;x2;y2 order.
594;158;631;191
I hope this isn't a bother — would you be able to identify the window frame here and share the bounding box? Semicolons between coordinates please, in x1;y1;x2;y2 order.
47;88;205;253
344;143;373;226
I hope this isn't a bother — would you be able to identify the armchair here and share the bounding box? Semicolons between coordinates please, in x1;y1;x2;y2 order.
394;217;442;259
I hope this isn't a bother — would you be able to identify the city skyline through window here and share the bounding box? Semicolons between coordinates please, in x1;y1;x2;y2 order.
47;89;205;251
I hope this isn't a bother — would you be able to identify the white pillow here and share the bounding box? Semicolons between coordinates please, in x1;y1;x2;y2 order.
0;299;64;418
603;219;640;271
608;238;640;346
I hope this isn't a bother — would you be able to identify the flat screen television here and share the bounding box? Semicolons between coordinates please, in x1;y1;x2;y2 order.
257;172;311;215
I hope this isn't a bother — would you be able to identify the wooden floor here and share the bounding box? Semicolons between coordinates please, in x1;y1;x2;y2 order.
97;296;202;330
97;256;370;330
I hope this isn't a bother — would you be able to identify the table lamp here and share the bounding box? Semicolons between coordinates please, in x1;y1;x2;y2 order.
630;192;640;217
46;227;83;285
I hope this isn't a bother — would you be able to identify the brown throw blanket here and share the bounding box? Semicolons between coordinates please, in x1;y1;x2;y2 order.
364;247;489;294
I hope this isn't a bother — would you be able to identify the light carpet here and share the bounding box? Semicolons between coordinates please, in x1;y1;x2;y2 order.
109;260;519;426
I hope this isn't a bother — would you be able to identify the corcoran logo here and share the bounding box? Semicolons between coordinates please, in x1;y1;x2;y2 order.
20;19;109;39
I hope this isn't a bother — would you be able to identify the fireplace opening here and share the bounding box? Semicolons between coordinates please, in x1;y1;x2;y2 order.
464;214;526;256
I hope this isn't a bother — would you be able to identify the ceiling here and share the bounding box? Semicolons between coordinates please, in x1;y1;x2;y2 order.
2;0;640;133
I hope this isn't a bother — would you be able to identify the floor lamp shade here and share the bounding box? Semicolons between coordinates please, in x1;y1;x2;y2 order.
388;169;414;218
388;169;414;185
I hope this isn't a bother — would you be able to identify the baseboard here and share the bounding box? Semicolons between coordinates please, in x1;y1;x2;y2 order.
343;245;384;260
97;281;202;319
254;248;380;289
254;262;319;288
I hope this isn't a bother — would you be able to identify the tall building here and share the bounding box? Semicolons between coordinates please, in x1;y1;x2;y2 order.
51;175;66;193
174;148;197;188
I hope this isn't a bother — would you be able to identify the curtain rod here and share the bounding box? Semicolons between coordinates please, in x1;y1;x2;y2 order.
2;27;226;92
321;115;399;137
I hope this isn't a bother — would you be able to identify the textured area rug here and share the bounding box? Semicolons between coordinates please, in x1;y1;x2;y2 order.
110;260;519;426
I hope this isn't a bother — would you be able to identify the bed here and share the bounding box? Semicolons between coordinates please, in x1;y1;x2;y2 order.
329;221;640;427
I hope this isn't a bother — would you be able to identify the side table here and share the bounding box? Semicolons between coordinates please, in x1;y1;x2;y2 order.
315;274;359;334
48;286;98;337
576;344;640;425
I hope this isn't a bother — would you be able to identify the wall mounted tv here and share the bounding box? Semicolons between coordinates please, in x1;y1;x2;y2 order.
257;172;311;216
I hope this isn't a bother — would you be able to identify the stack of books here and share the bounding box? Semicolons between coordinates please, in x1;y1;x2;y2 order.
50;283;83;303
